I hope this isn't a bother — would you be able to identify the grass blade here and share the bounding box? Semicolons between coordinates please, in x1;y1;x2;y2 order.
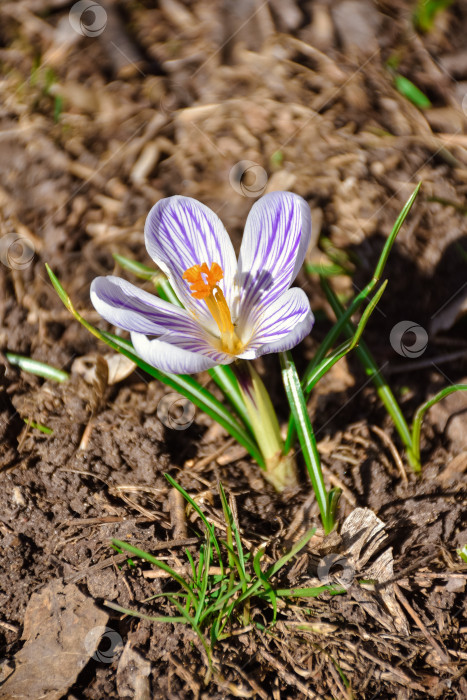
311;183;421;376
322;278;420;471
6;352;69;383
23;418;53;435
194;536;211;626
264;527;317;580
253;545;277;623
281;348;333;533
393;74;431;109
104;600;186;623
112;539;197;602
285;185;421;452
302;280;388;396
269;584;342;597
112;253;162;281
412;384;467;462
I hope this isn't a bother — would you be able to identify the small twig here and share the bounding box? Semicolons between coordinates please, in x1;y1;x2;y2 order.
0;619;20;633
143;566;228;579
258;648;321;699
374;551;440;590
371;424;408;484
66;537;199;583
78;420;94;450
61;515;154;527
394;584;450;665
222;660;269;700
321;463;357;506
169;487;188;539
341;640;421;688
191;437;236;471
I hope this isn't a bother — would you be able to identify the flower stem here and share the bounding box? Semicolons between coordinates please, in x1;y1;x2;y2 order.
233;360;298;492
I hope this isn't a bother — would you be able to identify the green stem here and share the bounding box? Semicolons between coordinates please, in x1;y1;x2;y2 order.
232;360;298;492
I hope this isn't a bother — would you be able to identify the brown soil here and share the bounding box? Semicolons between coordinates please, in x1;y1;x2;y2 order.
1;1;467;698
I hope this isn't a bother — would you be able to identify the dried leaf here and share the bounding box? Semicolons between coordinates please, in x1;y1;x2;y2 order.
0;580;109;700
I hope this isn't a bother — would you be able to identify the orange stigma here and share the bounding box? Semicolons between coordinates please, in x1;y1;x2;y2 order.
183;262;243;354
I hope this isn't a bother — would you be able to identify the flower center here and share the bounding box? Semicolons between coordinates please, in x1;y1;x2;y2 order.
183;262;243;354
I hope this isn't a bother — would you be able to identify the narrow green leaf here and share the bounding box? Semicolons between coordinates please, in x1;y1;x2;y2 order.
169;596;212;665
374;183;422;278
305;262;349;277
303;340;352;394
153;276;183;306
219;484;236;596
104;600;186;623
322;279;420;472
413;0;453;32
253;545;277;623
393;74;431;109
284;185;421;452
45;263;72;308
6;352;69;383
23;418;53;435
301;280;388;396
194;536;211;626
219;482;247;576
112;253;160;281
264;527;317;580
208;364;253;433
281;349;333;533
412;384;467;463
270;584;342;598
351;280;388;348
112;539;196;602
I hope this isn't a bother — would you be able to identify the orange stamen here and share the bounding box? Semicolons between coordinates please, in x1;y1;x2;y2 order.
183;262;224;299
183;262;243;354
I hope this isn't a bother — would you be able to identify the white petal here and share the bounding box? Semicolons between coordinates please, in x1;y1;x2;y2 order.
91;276;202;336
144;196;238;332
239;288;314;358
131;332;232;375
236;191;311;334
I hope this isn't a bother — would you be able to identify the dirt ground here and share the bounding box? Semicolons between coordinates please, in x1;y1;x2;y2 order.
0;1;467;698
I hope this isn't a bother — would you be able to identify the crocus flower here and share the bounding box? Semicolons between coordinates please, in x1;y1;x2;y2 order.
91;191;314;375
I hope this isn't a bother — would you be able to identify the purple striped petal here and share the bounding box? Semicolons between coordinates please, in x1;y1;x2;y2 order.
91;276;205;336
239;288;314;358
144;196;238;333
131;332;232;374
235;192;311;332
